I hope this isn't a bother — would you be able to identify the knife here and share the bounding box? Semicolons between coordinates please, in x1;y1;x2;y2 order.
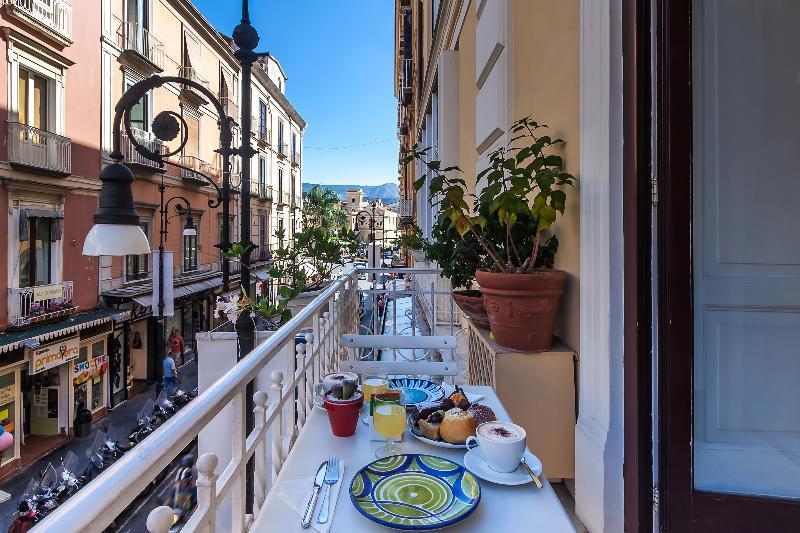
302;461;328;528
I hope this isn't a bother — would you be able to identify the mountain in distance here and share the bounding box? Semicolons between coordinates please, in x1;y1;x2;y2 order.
302;182;400;204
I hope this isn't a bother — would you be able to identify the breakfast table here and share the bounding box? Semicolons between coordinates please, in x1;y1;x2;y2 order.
252;385;576;532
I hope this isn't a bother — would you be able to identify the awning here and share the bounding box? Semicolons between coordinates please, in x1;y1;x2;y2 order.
131;276;222;308
254;268;271;281
0;309;127;354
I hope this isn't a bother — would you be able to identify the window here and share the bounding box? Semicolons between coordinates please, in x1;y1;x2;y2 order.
259;100;267;139
18;68;49;131
278;218;284;247
127;82;149;132
19;216;56;288
258;214;268;260
279;121;284;150
259;157;266;196
183;220;198;271
291;173;296;198
125;223;150;281
278;168;284;197
291;133;297;160
73;340;107;414
126;0;148;28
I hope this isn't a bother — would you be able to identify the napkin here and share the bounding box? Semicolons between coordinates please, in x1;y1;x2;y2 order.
277;459;345;532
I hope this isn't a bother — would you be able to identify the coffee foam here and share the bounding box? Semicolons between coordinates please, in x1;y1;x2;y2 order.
478;422;524;442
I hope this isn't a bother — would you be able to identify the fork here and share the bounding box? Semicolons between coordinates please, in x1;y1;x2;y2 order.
316;456;340;524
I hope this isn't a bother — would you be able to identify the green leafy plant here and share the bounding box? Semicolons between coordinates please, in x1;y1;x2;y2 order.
399;224;425;251
404;116;574;274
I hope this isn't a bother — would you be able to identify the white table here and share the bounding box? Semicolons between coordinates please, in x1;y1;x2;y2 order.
252;386;576;532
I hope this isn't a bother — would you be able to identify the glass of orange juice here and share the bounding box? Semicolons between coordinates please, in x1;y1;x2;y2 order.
361;375;389;404
374;397;406;458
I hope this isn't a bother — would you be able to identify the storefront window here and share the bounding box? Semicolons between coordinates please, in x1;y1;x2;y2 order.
73;340;108;414
73;346;88;413
0;373;16;464
91;341;104;411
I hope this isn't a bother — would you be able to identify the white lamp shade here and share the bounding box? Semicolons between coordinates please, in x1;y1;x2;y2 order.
183;227;197;236
83;224;151;256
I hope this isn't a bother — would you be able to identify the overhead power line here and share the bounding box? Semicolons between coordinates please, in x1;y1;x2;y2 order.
303;138;396;150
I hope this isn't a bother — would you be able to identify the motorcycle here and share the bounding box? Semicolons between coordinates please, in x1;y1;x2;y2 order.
35;464;60;517
54;451;82;501
128;398;158;445
83;430;109;482
155;390;177;420
101;424;131;459
7;479;41;533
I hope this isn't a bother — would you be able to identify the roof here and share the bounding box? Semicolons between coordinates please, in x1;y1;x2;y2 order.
101;272;226;303
0;309;124;353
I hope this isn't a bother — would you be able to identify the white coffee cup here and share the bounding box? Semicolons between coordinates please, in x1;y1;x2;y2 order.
320;372;359;393
465;421;527;473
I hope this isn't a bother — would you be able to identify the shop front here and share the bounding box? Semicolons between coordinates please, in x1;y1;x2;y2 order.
72;335;109;423
0;349;26;477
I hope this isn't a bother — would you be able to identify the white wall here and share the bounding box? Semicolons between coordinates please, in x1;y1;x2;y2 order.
575;1;625;531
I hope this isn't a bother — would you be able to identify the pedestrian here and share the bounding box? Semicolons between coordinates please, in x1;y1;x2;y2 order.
377;295;386;317
163;350;178;397
168;328;185;365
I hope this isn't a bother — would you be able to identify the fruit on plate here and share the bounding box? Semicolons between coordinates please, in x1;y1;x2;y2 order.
448;386;469;408
439;408;477;444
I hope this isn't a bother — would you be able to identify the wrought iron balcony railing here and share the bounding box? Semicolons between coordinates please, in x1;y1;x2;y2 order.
121;127;166;169
7;121;71;175
219;95;239;121
2;0;72;42
117;21;165;70
8;281;76;328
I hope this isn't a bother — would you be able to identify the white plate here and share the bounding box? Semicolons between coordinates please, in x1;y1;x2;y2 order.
313;394;326;411
406;415;467;449
463;448;543;486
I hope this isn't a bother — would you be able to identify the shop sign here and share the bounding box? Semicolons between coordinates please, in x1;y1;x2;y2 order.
30;337;80;375
32;283;64;303
73;354;108;385
0;384;14;406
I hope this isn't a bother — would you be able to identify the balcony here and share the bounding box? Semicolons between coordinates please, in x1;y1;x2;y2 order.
277;141;288;159
212;153;241;194
399;57;412;102
257;125;271;147
291;151;301;167
179;155;216;186
1;0;72;45
277;189;291;207
7;121;71;175
257;184;273;203
121;127;166;170
117;21;165;74
291;195;301;210
8;281;77;328
177;66;209;107
398;197;414;227
219;95;239;123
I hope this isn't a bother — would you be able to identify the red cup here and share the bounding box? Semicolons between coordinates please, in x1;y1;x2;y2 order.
323;390;364;437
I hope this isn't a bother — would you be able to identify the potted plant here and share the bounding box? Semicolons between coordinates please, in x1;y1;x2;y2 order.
404;116;574;351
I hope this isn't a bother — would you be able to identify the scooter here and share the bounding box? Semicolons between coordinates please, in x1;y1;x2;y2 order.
154;390;177;420
7;479;41;533
54;451;82;501
101;425;131;458
82;430;109;482
34;464;60;517
128;399;158;445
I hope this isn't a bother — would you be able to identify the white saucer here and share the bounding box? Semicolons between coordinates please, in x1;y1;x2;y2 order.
463;448;543;486
313;394;326;411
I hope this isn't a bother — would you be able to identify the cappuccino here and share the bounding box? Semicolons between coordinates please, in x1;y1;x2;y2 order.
478;422;524;442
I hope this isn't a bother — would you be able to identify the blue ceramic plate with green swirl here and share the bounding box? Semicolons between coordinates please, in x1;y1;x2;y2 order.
350;454;481;530
388;378;445;407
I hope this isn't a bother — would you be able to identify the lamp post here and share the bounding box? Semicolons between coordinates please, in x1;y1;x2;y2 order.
355;202;386;334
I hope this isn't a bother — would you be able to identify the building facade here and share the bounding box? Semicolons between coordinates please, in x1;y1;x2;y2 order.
0;0;124;478
345;189;399;246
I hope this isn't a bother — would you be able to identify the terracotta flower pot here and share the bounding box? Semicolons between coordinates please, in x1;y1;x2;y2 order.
323;390;364;437
476;269;567;351
451;290;490;330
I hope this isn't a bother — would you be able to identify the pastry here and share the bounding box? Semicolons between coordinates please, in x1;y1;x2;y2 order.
439;408;477;444
418;418;441;440
448;386;469;407
467;403;497;425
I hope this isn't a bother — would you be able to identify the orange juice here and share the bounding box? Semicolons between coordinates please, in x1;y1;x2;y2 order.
374;403;406;439
362;377;389;404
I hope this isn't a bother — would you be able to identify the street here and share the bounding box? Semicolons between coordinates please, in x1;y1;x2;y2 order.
0;359;198;532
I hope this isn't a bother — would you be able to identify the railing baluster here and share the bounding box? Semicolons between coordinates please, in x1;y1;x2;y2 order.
231;391;246;533
146;506;175;533
253;390;268;514
304;332;314;413
193;453;219;532
295;341;306;432
270;371;283;482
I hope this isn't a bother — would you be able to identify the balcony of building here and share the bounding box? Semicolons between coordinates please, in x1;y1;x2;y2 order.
121;127;167;170
276;189;290;208
1;0;72;45
116;21;165;75
177;66;210;107
7;121;71;175
276;141;288;159
178;154;216;187
8;281;77;329
38;267;578;532
256;123;271;148
211;153;241;194
256;184;273;203
219;95;240;123
398;197;414;228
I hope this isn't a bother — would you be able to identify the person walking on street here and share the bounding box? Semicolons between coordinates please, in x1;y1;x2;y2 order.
163;350;178;397
168;328;185;365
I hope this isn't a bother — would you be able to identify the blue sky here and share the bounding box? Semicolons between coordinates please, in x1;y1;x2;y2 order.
192;0;399;186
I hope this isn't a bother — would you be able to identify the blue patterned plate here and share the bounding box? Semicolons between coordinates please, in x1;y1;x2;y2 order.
350;454;481;530
389;378;445;407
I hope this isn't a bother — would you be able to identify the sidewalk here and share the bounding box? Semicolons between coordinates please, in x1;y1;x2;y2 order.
0;358;197;530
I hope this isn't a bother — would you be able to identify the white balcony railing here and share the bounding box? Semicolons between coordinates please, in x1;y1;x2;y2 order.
178;66;209;90
2;0;72;41
121;127;166;169
7;121;71;174
38;267;456;531
117;21;165;69
8;281;75;327
399;197;413;217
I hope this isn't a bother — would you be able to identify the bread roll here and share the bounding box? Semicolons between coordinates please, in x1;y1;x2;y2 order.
439;408;477;443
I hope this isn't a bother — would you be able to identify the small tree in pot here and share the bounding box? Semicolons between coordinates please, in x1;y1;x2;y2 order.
404;116;573;350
